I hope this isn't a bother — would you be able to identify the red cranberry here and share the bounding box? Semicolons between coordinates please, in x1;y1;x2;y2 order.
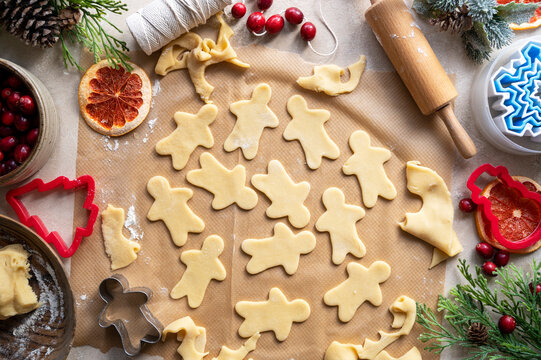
18;95;35;115
6;91;21;111
1;110;15;126
247;12;266;33
265;14;284;34
300;22;316;41
493;250;510;267
1;87;12;100
0;162;6;175
529;282;541;294
0;126;14;137
13;144;30;163
5;159;17;172
285;7;304;25
482;261;497;276
256;0;272;10
231;2;246;18
26;128;39;146
6;75;23;90
0;136;18;152
459;198;476;212
498;315;516;334
475;242;494;259
0;151;3;162
14;114;31;132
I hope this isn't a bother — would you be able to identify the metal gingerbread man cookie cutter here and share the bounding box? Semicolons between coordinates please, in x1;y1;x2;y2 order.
98;274;164;356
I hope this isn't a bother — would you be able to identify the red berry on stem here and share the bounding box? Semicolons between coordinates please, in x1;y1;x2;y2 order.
285;7;303;25
14;114;30;132
256;0;272;11
1;88;12;100
529;282;541;294
459;198;476;212
300;22;316;41
1;110;15;126
231;3;246;19
265;14;284;34
493;250;510;267
6;75;23;90
482;261;497;276
498;315;516;334
13;144;30;163
18;95;35;115
247;12;266;33
6;91;21;111
27;128;39;146
475;242;494;259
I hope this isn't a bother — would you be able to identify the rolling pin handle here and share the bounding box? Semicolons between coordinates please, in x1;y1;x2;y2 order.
436;104;477;159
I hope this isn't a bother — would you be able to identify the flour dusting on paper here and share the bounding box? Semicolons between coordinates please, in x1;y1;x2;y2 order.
124;205;144;241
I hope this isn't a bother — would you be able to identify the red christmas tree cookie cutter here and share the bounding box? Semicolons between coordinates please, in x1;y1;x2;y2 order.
467;163;541;250
6;175;99;258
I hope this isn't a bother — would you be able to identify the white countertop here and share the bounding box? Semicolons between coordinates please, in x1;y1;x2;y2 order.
1;0;540;358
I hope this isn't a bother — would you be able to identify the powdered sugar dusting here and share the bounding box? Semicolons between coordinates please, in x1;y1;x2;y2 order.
124;205;144;241
103;136;119;151
142;118;158;144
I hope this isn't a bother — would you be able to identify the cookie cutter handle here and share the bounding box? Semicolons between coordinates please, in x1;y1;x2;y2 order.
466;163;541;250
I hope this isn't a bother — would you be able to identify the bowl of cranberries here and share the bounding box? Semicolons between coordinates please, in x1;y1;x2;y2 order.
0;58;59;186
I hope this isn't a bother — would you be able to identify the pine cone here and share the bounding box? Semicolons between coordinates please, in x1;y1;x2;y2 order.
467;322;489;345
429;4;473;34
0;0;79;48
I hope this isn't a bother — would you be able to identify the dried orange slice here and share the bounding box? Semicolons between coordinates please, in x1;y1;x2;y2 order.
79;60;152;136
497;0;541;30
475;176;541;253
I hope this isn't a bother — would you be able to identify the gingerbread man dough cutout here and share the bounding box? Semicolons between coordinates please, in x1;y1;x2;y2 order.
212;333;260;360
251;160;310;228
224;83;279;160
171;235;226;308
316;188;366;265
156;104;217;170
235;287;310;341
162;316;208;360
342;130;397;208
324;261;391;322
284;95;340;170
241;222;316;275
101;204;141;270
187;152;258;210
147;176;205;247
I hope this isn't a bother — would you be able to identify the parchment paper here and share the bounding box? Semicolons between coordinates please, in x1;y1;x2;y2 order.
70;42;455;359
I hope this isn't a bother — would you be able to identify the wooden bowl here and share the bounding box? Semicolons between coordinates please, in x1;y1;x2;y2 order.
0;58;59;187
0;215;75;359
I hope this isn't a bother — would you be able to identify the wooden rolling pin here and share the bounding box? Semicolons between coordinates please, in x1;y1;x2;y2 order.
365;0;477;158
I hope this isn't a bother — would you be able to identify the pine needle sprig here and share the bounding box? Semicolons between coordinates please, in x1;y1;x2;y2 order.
417;259;541;359
52;0;130;70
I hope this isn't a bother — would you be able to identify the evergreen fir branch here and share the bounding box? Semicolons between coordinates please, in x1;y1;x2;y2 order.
496;1;540;25
461;28;492;63
483;15;513;49
416;259;541;359
468;0;498;22
432;0;464;13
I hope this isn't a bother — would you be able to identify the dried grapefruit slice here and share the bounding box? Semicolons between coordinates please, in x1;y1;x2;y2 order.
475;176;541;253
79;60;152;136
497;0;541;30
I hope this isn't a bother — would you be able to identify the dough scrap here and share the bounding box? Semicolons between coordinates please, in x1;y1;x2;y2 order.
324;295;417;360
342;130;397;208
155;13;249;103
224;83;279;160
324;261;391;322
284;95;340;170
171;235;226;308
156;104;217;170
0;244;41;320
241;222;316;275
147;176;205;247
374;347;423;360
162;316;208;360
212;333;260;360
316;187;366;265
235;287;310;341
399;161;462;268
101;204;141;270
187;152;258;210
251;160;310;228
297;55;367;96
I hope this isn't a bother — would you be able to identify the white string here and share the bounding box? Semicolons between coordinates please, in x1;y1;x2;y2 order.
126;0;233;55
307;0;338;57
